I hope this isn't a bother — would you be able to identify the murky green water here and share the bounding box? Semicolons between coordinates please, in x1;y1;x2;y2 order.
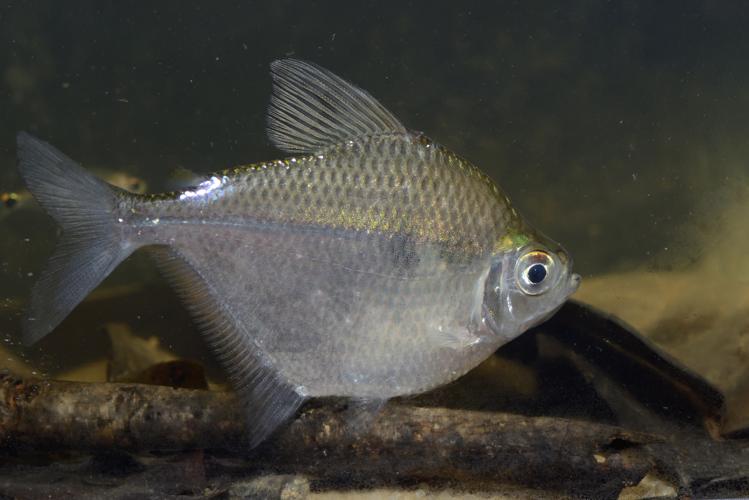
1;1;749;497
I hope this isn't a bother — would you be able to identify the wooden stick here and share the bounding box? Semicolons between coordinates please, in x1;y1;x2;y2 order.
0;370;658;495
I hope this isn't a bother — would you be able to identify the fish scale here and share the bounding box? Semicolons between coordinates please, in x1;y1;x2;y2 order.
16;59;579;448
132;133;514;257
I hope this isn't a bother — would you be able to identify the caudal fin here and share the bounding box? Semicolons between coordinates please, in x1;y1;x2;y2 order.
16;132;136;345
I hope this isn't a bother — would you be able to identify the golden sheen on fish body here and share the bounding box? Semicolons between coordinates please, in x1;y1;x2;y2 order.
16;60;580;447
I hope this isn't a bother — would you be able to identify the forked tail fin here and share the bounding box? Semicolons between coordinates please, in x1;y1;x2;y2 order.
16;132;136;345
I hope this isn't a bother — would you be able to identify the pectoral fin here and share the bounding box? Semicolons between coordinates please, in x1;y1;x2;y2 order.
433;324;482;350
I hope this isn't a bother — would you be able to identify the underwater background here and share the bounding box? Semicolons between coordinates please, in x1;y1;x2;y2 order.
2;1;748;383
1;3;749;493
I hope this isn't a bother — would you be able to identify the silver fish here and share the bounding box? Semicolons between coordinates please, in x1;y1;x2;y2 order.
17;60;580;447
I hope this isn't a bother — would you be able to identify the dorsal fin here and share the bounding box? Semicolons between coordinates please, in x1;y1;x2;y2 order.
267;59;406;154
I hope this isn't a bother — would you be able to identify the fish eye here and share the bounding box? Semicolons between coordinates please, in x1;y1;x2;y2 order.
526;263;547;284
516;250;555;295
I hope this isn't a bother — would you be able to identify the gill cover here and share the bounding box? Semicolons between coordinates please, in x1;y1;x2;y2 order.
481;245;573;340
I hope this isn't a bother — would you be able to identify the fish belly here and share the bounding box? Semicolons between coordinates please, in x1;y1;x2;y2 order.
157;222;494;398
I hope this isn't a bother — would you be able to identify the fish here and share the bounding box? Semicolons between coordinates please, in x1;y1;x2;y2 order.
16;59;580;447
1;169;146;222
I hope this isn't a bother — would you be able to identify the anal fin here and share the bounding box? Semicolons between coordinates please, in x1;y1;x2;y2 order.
150;246;305;448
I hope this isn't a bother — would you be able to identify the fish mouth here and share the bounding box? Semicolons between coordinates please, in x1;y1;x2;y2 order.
538;272;581;323
567;273;582;295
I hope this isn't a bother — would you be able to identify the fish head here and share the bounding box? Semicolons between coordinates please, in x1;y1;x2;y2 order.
478;231;580;342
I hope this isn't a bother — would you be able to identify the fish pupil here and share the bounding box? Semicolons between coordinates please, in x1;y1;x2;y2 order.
527;263;547;284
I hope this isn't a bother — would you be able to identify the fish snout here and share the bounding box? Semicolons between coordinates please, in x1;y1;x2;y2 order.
568;273;581;294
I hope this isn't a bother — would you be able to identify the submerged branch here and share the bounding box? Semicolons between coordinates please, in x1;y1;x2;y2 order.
0;371;657;494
